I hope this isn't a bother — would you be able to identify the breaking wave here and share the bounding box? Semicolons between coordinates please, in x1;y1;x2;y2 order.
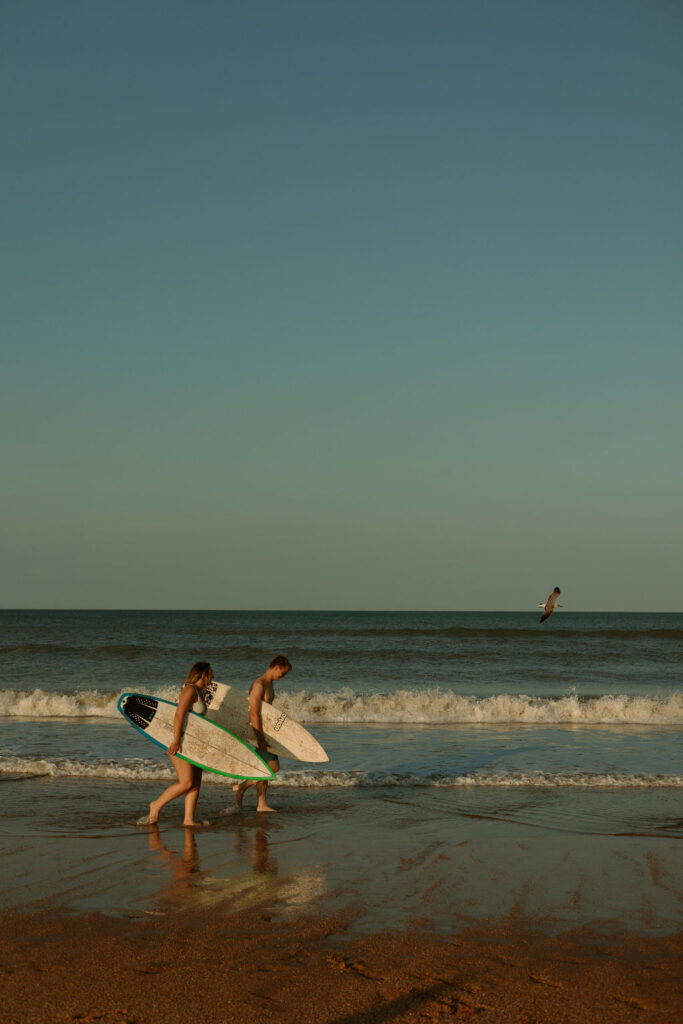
278;690;683;725
0;754;680;788
273;770;683;789
0;688;681;725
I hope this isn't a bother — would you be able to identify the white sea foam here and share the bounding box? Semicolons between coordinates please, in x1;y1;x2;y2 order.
277;689;683;725
0;755;680;788
274;770;683;789
0;687;179;719
0;687;681;724
0;689;121;718
0;753;174;781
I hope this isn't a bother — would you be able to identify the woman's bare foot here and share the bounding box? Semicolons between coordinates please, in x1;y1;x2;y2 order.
183;820;210;827
148;801;160;825
232;783;246;809
256;803;277;812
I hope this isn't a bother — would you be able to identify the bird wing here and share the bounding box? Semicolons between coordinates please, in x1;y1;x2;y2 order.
539;591;559;623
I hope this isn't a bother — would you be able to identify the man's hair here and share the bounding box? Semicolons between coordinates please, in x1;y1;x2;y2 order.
269;655;292;670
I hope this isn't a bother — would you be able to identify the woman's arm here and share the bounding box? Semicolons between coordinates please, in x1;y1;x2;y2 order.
168;685;195;756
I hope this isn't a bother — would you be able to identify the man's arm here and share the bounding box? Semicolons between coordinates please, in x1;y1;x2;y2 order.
249;679;268;752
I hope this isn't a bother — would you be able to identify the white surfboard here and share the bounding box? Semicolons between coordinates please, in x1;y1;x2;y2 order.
201;681;329;763
118;693;275;780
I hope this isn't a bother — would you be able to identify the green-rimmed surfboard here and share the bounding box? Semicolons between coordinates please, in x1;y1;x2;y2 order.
117;693;275;780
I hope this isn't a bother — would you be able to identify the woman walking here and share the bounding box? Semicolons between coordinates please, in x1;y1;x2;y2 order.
145;661;213;826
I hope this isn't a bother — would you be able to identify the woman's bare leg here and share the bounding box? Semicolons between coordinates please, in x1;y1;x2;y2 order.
149;755;194;824
183;766;203;825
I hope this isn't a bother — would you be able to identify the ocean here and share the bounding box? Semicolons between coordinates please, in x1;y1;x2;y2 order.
1;609;681;933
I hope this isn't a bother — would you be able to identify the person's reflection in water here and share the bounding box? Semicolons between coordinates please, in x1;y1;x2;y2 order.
231;822;279;880
230;824;326;912
147;824;201;901
146;821;283;914
252;826;278;879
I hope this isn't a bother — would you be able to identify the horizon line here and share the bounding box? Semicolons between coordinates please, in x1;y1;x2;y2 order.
0;608;679;615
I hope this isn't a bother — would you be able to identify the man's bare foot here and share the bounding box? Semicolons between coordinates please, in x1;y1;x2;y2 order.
232;783;245;809
256;804;277;812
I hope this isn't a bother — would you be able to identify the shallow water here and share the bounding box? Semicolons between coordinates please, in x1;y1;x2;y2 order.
0;778;680;935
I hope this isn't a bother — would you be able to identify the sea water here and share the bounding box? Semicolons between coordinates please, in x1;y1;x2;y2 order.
0;610;680;929
0;609;680;790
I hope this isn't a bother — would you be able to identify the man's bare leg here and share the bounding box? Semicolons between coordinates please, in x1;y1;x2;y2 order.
256;780;276;812
233;757;278;811
232;779;255;809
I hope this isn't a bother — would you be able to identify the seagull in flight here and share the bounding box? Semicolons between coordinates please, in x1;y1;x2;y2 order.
538;587;562;623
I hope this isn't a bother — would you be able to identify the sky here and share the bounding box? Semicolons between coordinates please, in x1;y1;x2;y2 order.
2;0;681;611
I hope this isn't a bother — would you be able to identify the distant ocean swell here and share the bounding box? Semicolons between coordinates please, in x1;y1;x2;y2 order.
327;622;683;638
0;688;681;724
0;755;680;788
1;628;681;655
0;644;280;659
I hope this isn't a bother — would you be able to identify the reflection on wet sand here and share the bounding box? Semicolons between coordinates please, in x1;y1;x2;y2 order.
147;823;325;917
230;822;279;878
148;825;201;889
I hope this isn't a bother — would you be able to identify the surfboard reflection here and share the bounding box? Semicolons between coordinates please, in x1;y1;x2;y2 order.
146;824;325;916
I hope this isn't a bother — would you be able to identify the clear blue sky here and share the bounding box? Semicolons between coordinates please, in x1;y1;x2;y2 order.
2;1;681;610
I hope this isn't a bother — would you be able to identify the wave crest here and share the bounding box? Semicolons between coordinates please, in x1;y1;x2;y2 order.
0;688;681;724
278;690;683;726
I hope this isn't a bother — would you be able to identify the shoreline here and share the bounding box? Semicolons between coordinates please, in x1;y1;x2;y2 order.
2;902;681;1024
2;787;681;1024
